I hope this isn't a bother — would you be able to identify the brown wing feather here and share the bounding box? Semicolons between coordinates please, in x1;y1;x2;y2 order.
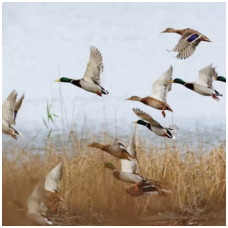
107;139;133;160
173;31;194;52
176;40;200;59
133;108;163;128
2;90;18;125
13;94;25;125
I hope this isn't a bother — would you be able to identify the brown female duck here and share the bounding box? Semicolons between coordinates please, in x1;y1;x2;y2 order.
88;139;134;160
162;28;211;59
126;66;173;118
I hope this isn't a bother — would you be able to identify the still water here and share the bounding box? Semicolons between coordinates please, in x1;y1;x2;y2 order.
2;3;226;149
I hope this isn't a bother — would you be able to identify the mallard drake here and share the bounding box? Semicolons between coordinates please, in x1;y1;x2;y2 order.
104;136;171;196
169;64;222;101
44;161;64;212
88;138;134;160
55;46;109;96
2;90;24;139
126;66;173;118
214;76;226;83
161;28;211;59
11;180;53;225
133;108;178;139
104;136;148;189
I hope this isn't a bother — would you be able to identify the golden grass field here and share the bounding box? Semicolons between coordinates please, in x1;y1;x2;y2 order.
2;129;226;225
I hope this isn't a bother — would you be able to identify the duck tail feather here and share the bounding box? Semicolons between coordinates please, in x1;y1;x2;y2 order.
214;90;222;96
100;86;109;95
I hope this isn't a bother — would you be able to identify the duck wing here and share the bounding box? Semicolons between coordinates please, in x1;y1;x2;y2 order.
176;39;200;59
196;64;217;88
150;66;173;103
27;179;45;215
121;136;139;174
2;90;17;125
83;46;103;85
44;161;62;193
107;139;133;160
133;108;163;128
173;30;201;52
13;94;25;125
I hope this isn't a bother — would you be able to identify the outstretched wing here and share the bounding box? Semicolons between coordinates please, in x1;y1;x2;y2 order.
176;40;200;60
2;90;17;125
133;108;163;128
150;66;173;103
83;46;104;85
127;135;137;159
44;161;62;192
121;135;139;174
13;94;25;125
27;179;45;215
172;30;201;59
196;64;217;88
172;31;200;52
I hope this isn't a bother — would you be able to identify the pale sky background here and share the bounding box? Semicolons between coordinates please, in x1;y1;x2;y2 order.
2;3;226;147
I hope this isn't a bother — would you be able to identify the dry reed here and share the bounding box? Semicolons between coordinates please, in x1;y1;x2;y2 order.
2;130;226;219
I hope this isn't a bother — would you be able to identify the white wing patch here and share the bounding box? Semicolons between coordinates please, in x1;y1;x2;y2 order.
150;66;173;103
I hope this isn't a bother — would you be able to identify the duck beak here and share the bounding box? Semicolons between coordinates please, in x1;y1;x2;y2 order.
202;37;212;42
161;30;165;33
55;79;61;82
169;80;174;83
100;165;105;168
214;78;217;81
133;122;137;124
126;98;131;100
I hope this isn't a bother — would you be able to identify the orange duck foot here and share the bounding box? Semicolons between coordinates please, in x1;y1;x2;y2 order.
162;109;166;118
211;94;219;101
134;184;139;191
96;91;102;97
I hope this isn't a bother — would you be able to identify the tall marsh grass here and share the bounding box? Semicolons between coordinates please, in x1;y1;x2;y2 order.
3;79;226;222
2;131;226;218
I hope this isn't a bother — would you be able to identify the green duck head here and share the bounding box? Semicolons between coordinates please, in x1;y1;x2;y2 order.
215;76;226;83
55;77;72;83
104;163;116;171
169;78;186;85
133;120;148;126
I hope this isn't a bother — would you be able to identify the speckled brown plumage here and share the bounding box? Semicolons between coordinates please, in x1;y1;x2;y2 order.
88;140;134;160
